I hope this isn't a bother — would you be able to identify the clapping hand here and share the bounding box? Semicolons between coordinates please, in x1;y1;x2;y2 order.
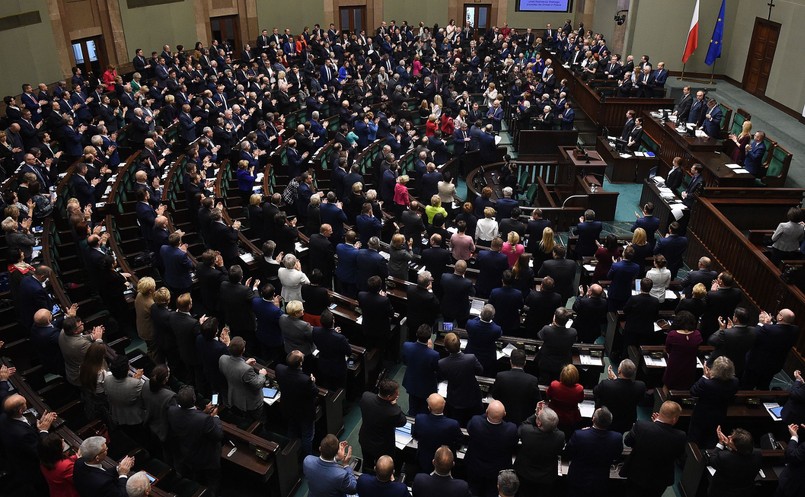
794;370;803;382
337;441;353;466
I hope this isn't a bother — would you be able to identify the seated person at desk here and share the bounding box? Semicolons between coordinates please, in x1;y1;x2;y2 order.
688;356;739;448
594;359;646;434
664;310;704;390
412;393;463;474
565;407;624;497
491;349;541;425
439;332;484;426
465;304;503;377
537;307;578;384
547;364;584;436
704;427;762;497
514;403;565;495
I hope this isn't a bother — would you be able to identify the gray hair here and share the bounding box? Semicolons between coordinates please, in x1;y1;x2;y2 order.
710;356;736;381
311;111;320;120
537;406;559;432
282;253;298;269
497;470;520;496
618;359;637;380
417;271;432;288
2;217;17;232
480;304;495;322
592;407;613;429
126;471;151;497
79;436;107;461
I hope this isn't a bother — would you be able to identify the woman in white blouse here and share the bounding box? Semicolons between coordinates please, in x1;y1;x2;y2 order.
278;253;310;302
475;206;499;246
483;83;498;108
646;254;672;302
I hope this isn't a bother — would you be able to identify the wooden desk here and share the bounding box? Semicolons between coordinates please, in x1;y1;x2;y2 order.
559;146;608;179
680;441;784;497
596;137;659;183
572;174;618;221
693;150;757;187
639;179;685;235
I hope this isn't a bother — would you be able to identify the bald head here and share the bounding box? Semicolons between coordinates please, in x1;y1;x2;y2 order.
3;394;26;417
589;284;603;297
433;446;454;475
779;309;796;324
486;400;506;423
34;309;52;326
375;455;395;482
154;216;168;229
658;400;682;424
427;393;446;414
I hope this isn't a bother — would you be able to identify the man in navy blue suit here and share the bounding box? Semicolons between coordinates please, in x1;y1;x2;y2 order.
71;162;101;208
412;446;471;497
402;325;440;416
495;187;518;221
682;163;704;207
73;435;135;497
687;90;707;126
439;332;483;426
464;304;503;377
465;400;519;497
701;99;723;139
441;261;475;327
488;270;524;335
654;221;688;279
574;209;603;259
335;230;360;297
632;202;661;250
275;351;319;457
743;131;768;178
412;394;462;474
303;435;357;496
745;308;800;390
355;237;388;292
356;455;409;497
680;256;718;298
14;266;54;332
160;232;195;297
565;407;624;497
320;192;348;245
475;237;509;298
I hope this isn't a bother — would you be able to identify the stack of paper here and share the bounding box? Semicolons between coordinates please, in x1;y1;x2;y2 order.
459;339;468;350
644;355;667;367
395;423;413;449
725;163;741;169
733;168;750;174
470;299;484;316
438;381;448;398
579;354;603;366
496;343;517;360
579;400;596;418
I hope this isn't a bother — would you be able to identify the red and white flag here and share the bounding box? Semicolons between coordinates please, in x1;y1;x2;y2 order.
682;0;700;63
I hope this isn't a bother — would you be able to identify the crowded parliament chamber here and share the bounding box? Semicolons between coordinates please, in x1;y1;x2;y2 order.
3;0;805;496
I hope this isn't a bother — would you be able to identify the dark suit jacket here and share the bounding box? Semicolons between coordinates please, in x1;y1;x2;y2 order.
654;234;688;274
632;216;660;248
566;427;624;490
406;286;440;336
665;166;684;192
166;405;223;470
689;376;739;445
357;290;394;347
537;258;577;303
779;437;805;497
71;174;96;208
680;269;718;298
514;417;566;485
491;368;541;425
356;475;409;497
412;473;471;497
440;273;475;323
207;221;240;267
16;274;53;331
622;420;686;488
335;243;360;285
358;392;406;459
475;249;509;298
607;260;641;306
524;289;563;332
707;325;757;377
218;281;256;333
700;287;743;336
161;245;194;289
676;94;693;122
421;247;452;290
0;415;47;488
572;295;608;343
705;446;762;497
355;249;388;292
196;263;227;314
537;324;578;375
623;293;661;345
170;311;201;367
593;378;647;433
745;323;800;387
439;352;483;410
465;415;519;476
488;286;524;334
275;364;318;422
309;233;335;279
575;221;603;258
464;317;503;376
73;458;128;497
412;412;463;473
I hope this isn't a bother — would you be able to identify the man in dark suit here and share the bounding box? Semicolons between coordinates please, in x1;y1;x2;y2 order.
402;324;440;416
275;350;319;456
439;332;483;426
620;110;636;141
464;304;503;377
0;394;58;496
777;422;805;497
207;209;241;269
170;293;202;387
680;256;718;298
73;435;135;497
574;209;603;259
665;156;685;192
674;86;693;122
566;407;624;497
631;202;661;250
355;237;388;292
594;360;647;433
161;232;195;297
465;400;519;497
654;221;688;279
514;404;565;495
537;245;577;305
623;278;661;348
700;272;743;340
475;238;509;298
743;131;768;178
701;99;723;139
14;266;55;332
358;379;407;470
167;386;222;496
406;274;440;343
708;307;756;379
356;455;409;497
335;231;361;297
495;187;518;221
703;426;762;497
218;265;258;349
687;90;707;126
411;446;471;497
572;284;608;343
537;308;578;384
412;394;463;474
622;400;687;497
420;162;443;202
524;276;563;333
488;270;524;335
311;310;351;390
682;163;704;208
420;235;452;298
400;201;426;241
441;261;476;327
309;224;336;288
71;162;101;208
744;308;799;390
357;276;394;349
491;349;541;425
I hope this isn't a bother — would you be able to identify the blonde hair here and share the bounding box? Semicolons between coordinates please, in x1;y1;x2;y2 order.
560;364;579;386
391;233;405;249
137;277;156;296
507;231;520;245
632;227;647;246
431;195;441;207
286;300;304;317
483;207;496;218
249;194;262;206
154;287;171;305
541;227;555;253
739;120;752;139
692;283;707;299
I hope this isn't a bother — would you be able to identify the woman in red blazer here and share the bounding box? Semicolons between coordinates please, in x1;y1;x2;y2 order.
547;364;584;436
39;432;80;497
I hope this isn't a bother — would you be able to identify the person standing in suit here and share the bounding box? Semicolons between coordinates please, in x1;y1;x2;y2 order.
312;310;351;391
358;276;394;349
777;422;805;497
411;446;471;497
514;403;565;495
574;209;603;259
537;308;578;384
688;356;740;448
161;232;195;298
207;208;241;269
654;221;688;279
700;272;743;341
708;307;756;379
665;156;685;192
356;455;409;497
745;309;799;390
59;315;105;387
622;400;686;497
218;265;259;350
572;284;608;343
631;203;661;250
681;163;704;208
687;90;707;126
439;332;483;426
167;386;222;495
475;237;509;299
566;407;624;497
464;304;503;377
218;336;267;422
705;426;762;497
412;394;462;474
674;86;693;122
303;435;357;496
104;355;146;438
701;99;723;139
440;261;476;327
402;325;440;416
275;350;319;456
488;271;524;335
356;237;389;293
252;283;284;365
358;379;407;471
594;360;647;433
335;230;361;297
743;131;768;178
523;276;563;333
680;256;718;298
620;110;636;141
72;436;134;497
491;349;541;425
405;273;440;342
465;400;518;497
0;394;58;496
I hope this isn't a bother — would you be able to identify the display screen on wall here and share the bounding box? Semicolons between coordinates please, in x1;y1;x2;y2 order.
516;0;573;12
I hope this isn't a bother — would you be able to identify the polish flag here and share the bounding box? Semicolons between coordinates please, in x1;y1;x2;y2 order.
682;0;700;64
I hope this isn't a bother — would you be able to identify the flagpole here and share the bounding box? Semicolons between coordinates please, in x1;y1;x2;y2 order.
679;63;686;80
710;60;716;84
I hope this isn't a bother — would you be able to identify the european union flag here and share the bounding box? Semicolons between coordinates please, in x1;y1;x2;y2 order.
705;0;726;65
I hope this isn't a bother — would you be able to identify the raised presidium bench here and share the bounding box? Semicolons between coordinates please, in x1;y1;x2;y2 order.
595;135;660;183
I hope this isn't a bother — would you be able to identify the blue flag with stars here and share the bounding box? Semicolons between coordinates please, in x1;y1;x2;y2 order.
705;0;726;65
